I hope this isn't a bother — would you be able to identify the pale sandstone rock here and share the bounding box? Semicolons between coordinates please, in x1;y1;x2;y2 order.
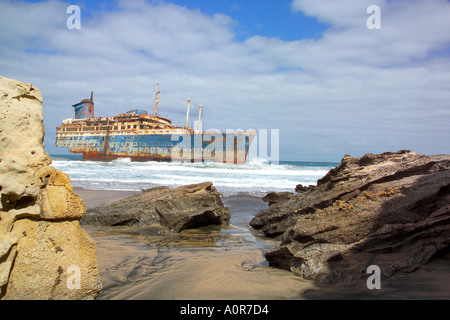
38;166;86;220
0;75;101;299
5;220;101;300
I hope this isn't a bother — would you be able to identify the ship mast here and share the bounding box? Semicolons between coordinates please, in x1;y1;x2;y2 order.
185;98;191;129
155;77;160;117
197;105;203;131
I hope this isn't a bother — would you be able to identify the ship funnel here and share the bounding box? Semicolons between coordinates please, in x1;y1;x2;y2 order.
72;91;95;119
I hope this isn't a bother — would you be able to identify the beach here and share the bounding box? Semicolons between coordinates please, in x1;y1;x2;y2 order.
75;188;140;210
77;188;316;300
76;187;450;300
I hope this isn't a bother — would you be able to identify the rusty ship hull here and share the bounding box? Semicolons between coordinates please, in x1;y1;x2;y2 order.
56;87;255;164
56;125;255;164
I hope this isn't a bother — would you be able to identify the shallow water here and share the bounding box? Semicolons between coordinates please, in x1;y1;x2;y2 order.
81;192;450;300
84;196;316;300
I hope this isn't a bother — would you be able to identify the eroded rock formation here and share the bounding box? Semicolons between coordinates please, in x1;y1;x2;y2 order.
0;75;102;299
82;182;231;233
250;151;450;284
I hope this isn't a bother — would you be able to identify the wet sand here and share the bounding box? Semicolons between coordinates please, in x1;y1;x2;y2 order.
75;188;140;210
78;189;315;300
77;188;450;300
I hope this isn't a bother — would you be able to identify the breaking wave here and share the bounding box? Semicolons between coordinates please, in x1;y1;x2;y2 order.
50;155;337;197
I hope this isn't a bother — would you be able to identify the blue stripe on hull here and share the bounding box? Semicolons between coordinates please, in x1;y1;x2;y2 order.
56;133;254;163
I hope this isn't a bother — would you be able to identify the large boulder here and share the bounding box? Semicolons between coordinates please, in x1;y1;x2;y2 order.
250;150;450;284
82;182;231;233
0;75;102;299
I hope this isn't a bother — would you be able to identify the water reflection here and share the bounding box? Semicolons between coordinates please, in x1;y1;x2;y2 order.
85;196;314;300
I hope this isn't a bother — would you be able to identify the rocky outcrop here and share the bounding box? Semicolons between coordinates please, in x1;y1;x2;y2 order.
262;192;294;206
82;182;231;233
250;151;450;284
0;75;102;299
295;184;314;193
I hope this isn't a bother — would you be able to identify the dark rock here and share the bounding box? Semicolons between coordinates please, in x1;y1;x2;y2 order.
295;184;309;193
250;151;450;284
262;192;294;206
82;182;231;232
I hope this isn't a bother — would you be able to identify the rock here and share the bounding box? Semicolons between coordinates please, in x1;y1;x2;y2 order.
0;75;102;299
262;192;294;206
5;220;101;300
250;150;450;284
82;182;231;233
295;184;315;193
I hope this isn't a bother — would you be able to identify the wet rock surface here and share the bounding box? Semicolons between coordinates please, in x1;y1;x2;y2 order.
250;151;450;284
82;182;231;233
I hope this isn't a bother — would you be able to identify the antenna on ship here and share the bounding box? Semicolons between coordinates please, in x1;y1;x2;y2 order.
155;76;160;117
185;98;191;129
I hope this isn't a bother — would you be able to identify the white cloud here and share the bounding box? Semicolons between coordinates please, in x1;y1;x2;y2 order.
0;0;449;161
291;0;450;68
291;0;378;28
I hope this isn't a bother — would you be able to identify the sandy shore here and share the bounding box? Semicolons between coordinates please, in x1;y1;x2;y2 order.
75;188;139;209
75;188;450;300
76;188;316;299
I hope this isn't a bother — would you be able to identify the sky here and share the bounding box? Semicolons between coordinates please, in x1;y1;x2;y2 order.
1;0;450;162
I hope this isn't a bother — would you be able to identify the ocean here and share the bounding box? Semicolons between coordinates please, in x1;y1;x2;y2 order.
50;154;338;197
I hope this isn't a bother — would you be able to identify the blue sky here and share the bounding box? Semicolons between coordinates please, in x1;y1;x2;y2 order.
23;0;330;40
1;0;450;162
168;0;329;41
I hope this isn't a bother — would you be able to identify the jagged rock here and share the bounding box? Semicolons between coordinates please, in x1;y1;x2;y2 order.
262;192;294;206
250;150;450;284
0;75;102;299
295;184;315;193
82;182;231;233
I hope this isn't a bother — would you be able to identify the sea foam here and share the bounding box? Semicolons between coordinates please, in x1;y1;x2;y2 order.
51;156;336;197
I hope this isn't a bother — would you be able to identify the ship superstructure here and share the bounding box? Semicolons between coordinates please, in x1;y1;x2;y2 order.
56;82;255;164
